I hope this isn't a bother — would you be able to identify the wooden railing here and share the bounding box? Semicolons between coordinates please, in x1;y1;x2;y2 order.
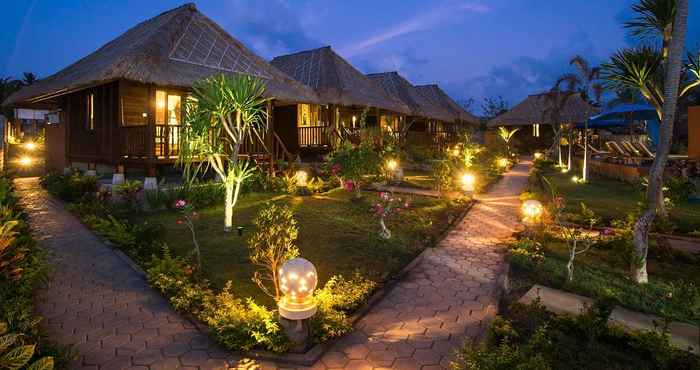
155;125;180;158
298;125;331;147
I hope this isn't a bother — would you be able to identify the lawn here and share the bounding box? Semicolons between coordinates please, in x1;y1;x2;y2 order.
132;188;467;307
508;236;700;325
401;169;435;189
537;168;700;234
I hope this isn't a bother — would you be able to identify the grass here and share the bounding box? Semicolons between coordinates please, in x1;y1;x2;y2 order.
401;169;435;189
132;188;467;307
508;237;700;325
538;168;700;234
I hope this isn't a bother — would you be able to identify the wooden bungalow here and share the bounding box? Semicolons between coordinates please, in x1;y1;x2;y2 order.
270;46;411;154
486;92;597;153
3;3;320;175
366;72;458;149
415;84;480;130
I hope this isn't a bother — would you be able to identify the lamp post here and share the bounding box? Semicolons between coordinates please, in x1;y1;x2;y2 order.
385;159;402;182
295;170;310;195
278;258;318;351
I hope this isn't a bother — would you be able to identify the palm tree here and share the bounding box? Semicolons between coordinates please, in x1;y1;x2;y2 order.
496;126;520;158
630;0;688;284
557;56;603;181
178;74;269;232
624;0;676;59
21;72;37;86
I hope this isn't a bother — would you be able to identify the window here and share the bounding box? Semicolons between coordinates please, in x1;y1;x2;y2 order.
121;83;148;126
86;93;94;131
532;123;540;137
156;90;182;125
297;104;319;127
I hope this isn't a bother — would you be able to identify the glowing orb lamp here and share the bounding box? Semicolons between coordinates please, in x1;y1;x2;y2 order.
278;258;318;320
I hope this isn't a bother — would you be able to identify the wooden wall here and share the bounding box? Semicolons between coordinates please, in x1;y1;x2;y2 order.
64;81;119;165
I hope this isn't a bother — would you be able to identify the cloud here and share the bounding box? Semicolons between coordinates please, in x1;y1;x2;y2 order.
340;1;490;57
442;32;604;114
218;0;320;59
353;48;430;80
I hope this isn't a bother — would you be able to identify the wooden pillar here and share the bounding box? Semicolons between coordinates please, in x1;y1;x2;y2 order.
689;106;700;159
266;100;275;175
146;85;156;177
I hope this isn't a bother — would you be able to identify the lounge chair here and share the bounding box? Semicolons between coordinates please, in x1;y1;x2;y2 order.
622;140;644;157
633;141;689;160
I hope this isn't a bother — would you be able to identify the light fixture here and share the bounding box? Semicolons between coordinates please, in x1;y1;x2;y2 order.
386;159;398;172
278;258;318;320
560;168;569;173
534;152;543;160
450;146;460;157
18;156;33;167
571;175;580;183
24;142;36;151
521;199;543;226
295;170;308;187
461;172;476;193
497;158;509;168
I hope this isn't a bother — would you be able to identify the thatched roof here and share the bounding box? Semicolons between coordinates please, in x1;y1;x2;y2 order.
487;92;598;128
270;47;410;115
415;84;479;125
366;72;455;122
4;3;319;107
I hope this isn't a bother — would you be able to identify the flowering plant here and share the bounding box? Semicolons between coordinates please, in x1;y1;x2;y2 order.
174;199;202;270
371;192;410;239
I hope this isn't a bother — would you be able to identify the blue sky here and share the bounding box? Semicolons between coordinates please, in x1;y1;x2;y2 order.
2;0;699;113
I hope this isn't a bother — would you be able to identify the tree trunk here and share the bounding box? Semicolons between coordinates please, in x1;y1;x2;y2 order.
567;131;573;171
583;123;590;181
567;239;577;282
631;0;688;284
224;177;234;232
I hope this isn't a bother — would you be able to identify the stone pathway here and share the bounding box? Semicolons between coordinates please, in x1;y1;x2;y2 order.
15;159;529;370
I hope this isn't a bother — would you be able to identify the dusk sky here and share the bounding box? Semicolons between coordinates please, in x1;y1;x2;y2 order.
3;0;699;113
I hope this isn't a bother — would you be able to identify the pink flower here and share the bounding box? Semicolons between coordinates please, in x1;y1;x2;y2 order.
331;164;342;176
175;199;187;209
404;202;410;208
176;219;184;225
602;228;615;236
344;180;354;191
379;192;389;200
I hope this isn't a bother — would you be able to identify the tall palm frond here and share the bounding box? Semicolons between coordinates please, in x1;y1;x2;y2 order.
601;46;665;117
624;0;676;56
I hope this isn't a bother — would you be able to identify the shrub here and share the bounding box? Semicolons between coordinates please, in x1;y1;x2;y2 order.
200;282;290;353
147;247;207;312
327;141;381;198
40;173;97;202
311;273;376;343
184;181;224;208
84;215;161;262
0;322;54;370
248;204;299;300
432;160;454;192
113;180;142;209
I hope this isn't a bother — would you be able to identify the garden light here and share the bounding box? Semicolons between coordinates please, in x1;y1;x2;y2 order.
560;168;569;173
534;152;543;160
18;156;33;167
24;142;37;151
450;147;460;157
497;157;509;168
278;258;318;320
572;175;580;183
386;159;398;172
295;170;308;187
521;199;543;225
460;172;476;193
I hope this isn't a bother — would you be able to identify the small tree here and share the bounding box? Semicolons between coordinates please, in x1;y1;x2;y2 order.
328;141;381;199
178;74;269;232
496;126;520;158
248;203;300;301
174;199;202;270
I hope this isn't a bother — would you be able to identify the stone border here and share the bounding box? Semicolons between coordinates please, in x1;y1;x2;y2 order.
49;190;477;366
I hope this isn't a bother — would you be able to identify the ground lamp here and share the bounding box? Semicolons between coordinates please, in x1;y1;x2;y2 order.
24;142;37;151
534;152;543;160
385;159;402;181
521;199;543;226
497;157;509;169
278;258;318;350
461;172;476;197
18;156;33;167
295;170;308;187
450;146;460;158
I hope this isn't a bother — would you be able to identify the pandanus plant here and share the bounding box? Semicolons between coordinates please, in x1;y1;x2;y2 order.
496;126;520;158
177;74;269;232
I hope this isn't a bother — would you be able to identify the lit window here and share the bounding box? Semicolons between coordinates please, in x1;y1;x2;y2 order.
87;93;94;131
156;91;181;125
156;90;166;124
532;123;540;137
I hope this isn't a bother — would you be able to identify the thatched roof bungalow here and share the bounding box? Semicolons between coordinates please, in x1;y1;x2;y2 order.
4;3;320;174
415;84;479;125
271;46;410;115
487;92;596;128
486;92;598;152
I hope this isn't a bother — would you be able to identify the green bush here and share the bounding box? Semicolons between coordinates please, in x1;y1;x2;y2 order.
311;273;376;343
327;141;381;197
452;301;698;370
40;173;97;202
84;215;162;262
432;160;455;192
0;322;54;370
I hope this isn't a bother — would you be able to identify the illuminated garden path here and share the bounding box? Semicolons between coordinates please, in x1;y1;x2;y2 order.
15;160;529;369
